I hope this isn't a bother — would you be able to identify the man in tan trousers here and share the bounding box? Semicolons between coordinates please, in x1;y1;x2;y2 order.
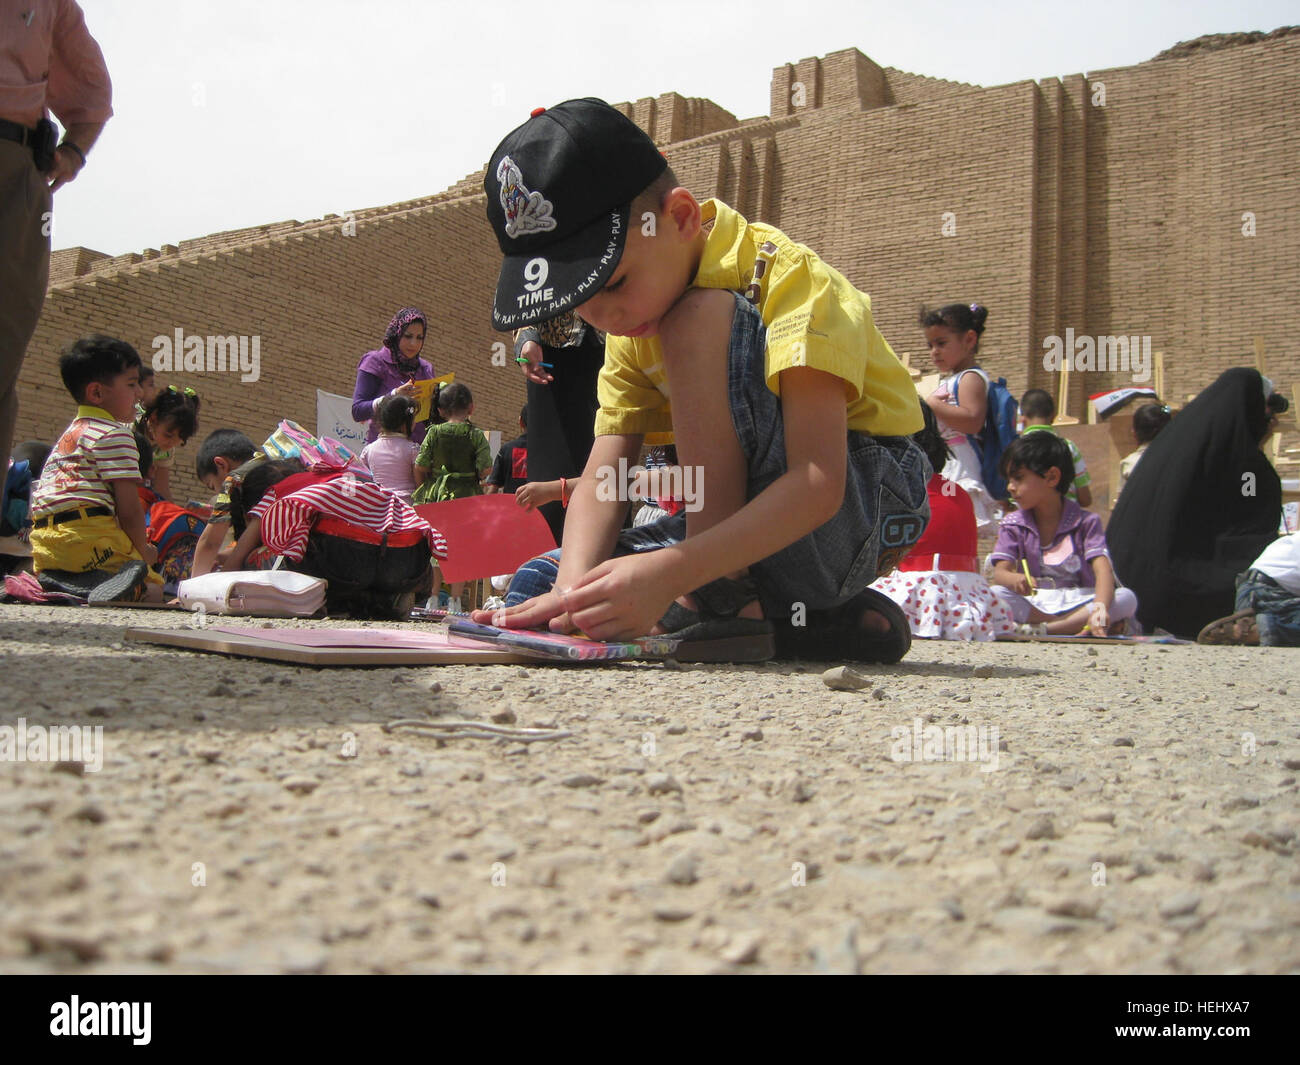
0;0;112;464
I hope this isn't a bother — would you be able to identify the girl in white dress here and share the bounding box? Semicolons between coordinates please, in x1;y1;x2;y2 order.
921;302;1000;533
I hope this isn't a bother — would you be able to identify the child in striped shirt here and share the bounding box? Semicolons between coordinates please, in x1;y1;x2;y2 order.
30;335;161;603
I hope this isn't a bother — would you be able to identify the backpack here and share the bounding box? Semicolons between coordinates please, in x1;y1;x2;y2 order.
955;371;1019;501
1;460;33;537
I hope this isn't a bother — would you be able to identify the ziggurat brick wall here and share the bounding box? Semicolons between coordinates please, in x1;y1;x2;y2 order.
19;32;1300;506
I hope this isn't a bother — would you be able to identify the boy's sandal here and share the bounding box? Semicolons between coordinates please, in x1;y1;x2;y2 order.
773;587;912;664
1196;609;1259;646
657;573;775;664
87;561;149;604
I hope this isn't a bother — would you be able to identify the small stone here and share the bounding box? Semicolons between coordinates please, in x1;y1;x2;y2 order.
52;760;85;777
646;772;682;796
666;724;687;735
491;706;517;725
428;681;444;694
206;682;235;698
741;728;764;742
822;665;872;691
70;803;106;824
1188;860;1215;882
1026;816;1057;840
940;898;965;921
1222;795;1260;813
872;688;888;701
637;809;661;824
194;748;222;764
971;665;995;679
1081;808;1115;825
1045;896;1100;919
282;775;320;795
561;773;604;789
779;774;817;803
1112;737;1135;747
653;906;694;923
665;853;700;886
954;694;971;703
1158;892;1201;920
720;931;763;964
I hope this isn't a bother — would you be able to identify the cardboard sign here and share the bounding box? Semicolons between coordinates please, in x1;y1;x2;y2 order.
414;493;556;581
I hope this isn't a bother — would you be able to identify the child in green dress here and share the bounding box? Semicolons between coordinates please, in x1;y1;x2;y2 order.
413;382;491;612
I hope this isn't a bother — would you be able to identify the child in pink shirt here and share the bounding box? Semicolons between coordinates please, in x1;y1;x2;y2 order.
360;396;419;502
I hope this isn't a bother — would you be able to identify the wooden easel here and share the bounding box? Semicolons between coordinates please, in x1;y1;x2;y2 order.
1052;362;1079;426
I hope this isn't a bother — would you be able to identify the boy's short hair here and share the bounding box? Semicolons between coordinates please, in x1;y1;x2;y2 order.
195;429;256;479
59;335;143;403
1019;388;1055;421
485;98;669;331
630;166;680;218
1000;432;1075;496
437;382;473;415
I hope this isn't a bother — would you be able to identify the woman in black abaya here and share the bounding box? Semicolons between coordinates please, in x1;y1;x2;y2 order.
1107;367;1283;639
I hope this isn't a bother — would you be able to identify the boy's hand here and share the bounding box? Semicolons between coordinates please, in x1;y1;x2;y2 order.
558;552;682;642
518;341;552;385
472;590;575;633
140;543;158;566
1010;574;1033;596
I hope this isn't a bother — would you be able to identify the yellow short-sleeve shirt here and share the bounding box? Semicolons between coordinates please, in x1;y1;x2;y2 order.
595;199;921;441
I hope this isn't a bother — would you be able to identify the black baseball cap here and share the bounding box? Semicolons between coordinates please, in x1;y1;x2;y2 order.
485;98;668;331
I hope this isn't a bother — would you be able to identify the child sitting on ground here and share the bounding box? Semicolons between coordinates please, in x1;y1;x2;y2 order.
1116;402;1172;495
413;381;491;613
361;395;420;502
224;457;444;618
1018;388;1091;507
988;433;1137;635
1198;532;1300;646
191;429;265;576
922;302;1001;533
29;335;161;603
133;385;201;501
475;99;927;662
871;403;1014;640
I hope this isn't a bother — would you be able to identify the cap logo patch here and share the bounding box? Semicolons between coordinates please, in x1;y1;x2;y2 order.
497;156;556;238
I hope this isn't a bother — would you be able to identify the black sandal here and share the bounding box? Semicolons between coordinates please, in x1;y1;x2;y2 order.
773;586;912;664
658;573;775;663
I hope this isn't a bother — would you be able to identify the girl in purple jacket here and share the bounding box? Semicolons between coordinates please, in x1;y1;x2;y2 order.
989;433;1138;635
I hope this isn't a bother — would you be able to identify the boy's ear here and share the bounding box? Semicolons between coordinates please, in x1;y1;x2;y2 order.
1045;465;1062;488
664;187;702;239
82;381;102;406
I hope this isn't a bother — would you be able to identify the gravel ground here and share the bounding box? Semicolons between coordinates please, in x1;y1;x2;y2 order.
1;601;1297;974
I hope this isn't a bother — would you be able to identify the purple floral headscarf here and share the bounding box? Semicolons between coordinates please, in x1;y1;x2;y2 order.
383;306;428;374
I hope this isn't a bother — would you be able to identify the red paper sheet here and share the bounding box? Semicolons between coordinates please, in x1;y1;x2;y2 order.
414;494;556;580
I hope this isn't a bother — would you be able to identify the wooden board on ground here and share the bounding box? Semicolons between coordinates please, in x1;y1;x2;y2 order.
95;599;188;610
123;625;540;666
996;632;1191;645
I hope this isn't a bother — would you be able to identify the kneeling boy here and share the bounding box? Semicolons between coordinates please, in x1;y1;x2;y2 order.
30;336;160;602
478;100;929;662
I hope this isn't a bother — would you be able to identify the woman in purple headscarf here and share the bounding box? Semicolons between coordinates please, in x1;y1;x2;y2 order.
351;307;435;444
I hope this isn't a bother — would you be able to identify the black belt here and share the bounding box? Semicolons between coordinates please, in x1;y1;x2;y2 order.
33;506;112;528
0;118;38;147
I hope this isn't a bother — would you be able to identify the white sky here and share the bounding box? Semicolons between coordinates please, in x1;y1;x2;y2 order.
54;0;1297;255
